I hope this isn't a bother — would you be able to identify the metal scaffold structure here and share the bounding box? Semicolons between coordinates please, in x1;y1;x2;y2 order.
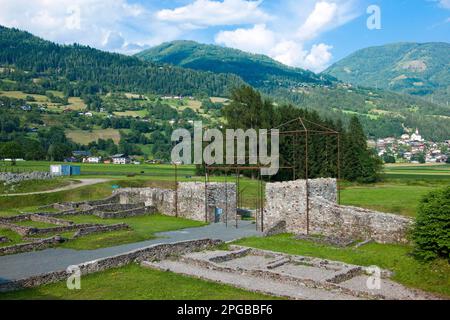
173;117;341;234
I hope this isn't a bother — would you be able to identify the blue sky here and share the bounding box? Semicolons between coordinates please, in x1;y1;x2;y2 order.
0;0;448;72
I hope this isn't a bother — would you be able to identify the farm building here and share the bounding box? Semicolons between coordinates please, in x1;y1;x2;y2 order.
50;165;81;176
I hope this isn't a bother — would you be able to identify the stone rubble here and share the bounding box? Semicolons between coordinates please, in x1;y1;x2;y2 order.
0;172;54;185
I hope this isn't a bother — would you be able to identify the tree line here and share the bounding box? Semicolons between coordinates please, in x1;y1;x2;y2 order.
220;86;382;182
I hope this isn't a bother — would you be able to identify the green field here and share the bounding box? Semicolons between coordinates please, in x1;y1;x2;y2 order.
340;164;450;217
66;128;122;144
0;178;74;195
0;264;275;300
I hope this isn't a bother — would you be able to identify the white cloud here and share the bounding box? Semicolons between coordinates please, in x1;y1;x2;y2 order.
436;0;450;9
302;43;333;72
215;24;276;54
0;0;163;53
156;0;271;28
214;1;356;71
297;1;338;41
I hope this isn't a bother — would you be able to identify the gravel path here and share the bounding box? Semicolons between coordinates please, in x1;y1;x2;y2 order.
0;221;261;284
0;179;111;197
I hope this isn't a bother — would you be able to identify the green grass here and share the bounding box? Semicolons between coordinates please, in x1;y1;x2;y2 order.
233;234;450;298
0;263;276;300
0;179;74;195
60;214;205;250
340;181;444;217
0;179;178;212
0;214;205;251
0;228;22;247
383;164;450;180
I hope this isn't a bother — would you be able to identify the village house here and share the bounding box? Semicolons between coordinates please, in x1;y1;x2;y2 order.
83;156;102;164
111;154;131;165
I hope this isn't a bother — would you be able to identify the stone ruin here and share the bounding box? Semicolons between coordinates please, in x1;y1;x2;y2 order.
0;172;54;186
262;178;413;244
115;182;237;223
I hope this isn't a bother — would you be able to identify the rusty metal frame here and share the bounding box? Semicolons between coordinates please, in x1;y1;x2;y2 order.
197;117;341;234
271;117;341;235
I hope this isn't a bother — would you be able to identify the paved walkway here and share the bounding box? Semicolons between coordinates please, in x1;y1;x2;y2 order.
0;221;261;284
1;179;110;197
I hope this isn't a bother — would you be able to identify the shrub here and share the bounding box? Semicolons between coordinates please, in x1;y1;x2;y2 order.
412;186;450;261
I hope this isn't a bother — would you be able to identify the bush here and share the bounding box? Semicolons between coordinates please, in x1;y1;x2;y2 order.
412;186;450;261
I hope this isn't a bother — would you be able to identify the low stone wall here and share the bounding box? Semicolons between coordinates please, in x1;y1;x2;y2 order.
0;172;53;185
0;239;222;292
0;236;65;256
309;197;412;244
114;182;237;223
94;206;157;219
116;188;176;214
29;223;103;236
263;178;412;244
0;214;32;223
0;221;33;236
30;214;74;226
73;223;130;238
51;194;121;211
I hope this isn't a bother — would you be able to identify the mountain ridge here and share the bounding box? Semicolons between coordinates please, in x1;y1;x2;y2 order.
324;42;450;105
0;25;244;97
135;40;334;90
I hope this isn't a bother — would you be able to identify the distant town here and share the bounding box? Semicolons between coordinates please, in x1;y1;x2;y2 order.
370;128;450;164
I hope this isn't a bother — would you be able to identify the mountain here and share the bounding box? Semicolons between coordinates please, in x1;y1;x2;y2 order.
0;26;244;97
136;40;450;141
135;40;333;91
324;42;450;105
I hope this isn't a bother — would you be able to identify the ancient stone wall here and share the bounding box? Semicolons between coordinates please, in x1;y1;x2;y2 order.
0;172;53;185
73;223;130;238
263;178;412;244
114;182;237;223
0;236;64;256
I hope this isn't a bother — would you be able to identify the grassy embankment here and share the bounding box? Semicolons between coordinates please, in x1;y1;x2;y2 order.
0;264;276;300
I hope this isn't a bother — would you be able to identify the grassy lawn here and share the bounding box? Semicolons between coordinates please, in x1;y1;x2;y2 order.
0;178;75;195
0;179;180;212
340;180;449;217
233;234;450;298
0;263;276;300
60;214;205;250
0;228;22;247
340;164;450;217
0;214;205;251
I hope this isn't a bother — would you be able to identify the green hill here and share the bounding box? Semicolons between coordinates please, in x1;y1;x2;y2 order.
135;40;333;91
324;42;450;105
0;26;244;97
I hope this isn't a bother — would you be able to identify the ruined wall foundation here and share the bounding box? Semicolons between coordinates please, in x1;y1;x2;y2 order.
263;178;412;244
114;182;237;223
